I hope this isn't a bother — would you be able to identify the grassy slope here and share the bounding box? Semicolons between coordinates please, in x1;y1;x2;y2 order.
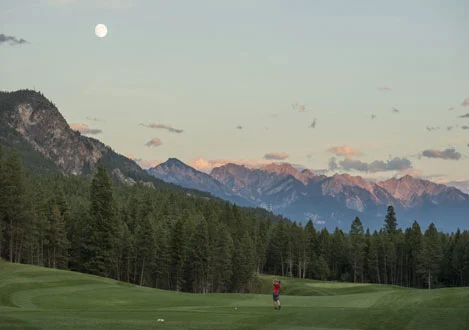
1;262;468;330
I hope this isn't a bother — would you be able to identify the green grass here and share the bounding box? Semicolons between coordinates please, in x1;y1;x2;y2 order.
1;261;468;329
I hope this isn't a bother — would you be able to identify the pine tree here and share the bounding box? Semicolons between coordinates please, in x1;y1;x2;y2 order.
170;218;186;291
350;217;365;283
212;223;234;292
384;206;398;234
419;223;443;289
83;165;119;277
1;151;29;263
231;232;254;293
0;145;5;258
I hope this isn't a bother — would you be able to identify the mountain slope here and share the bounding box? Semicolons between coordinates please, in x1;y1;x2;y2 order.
152;159;469;231
0;90;202;192
147;158;253;206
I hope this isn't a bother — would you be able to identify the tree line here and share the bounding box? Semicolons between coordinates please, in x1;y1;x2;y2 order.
1;146;468;292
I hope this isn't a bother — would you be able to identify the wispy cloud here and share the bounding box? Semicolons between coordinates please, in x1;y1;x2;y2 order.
426;126;440;132
329;157;412;173
86;116;105;122
0;33;29;46
459;113;469;118
461;98;469;107
236;125;243;130
69;123;102;135
139;123;183;133
377;86;392;92
328;146;363;158
292;102;310;113
392;107;400;113
310;118;317;128
328;157;338;171
264;152;289;160
421;148;461;160
145;137;163;147
461;125;469;130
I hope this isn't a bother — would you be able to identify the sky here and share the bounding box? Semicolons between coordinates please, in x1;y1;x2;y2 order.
1;0;469;190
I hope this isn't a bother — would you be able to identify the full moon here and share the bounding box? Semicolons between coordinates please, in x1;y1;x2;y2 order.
95;24;108;38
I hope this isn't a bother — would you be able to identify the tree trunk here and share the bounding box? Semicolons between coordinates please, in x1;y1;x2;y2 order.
428;269;431;290
9;218;13;262
354;256;357;284
140;256;145;286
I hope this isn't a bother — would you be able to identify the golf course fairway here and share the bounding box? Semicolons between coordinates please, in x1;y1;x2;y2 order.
1;261;468;329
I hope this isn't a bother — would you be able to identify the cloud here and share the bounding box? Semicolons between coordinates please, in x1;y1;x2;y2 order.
264;152;289;160
461;98;469;107
377;86;392;92
421;148;461;160
426;126;440;132
461;125;469;130
392;107;400;113
145;137;163;147
86;116;105;122
328;146;364;158
328;157;338;171
292;102;310;113
448;106;455;111
310;118;317;128
330;157;412;173
236;125;243;130
140;123;183;133
69;123;102;135
371;114;376;120
459;113;469;118
0;33;29;46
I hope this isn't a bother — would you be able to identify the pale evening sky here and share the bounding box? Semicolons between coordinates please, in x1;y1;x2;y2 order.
1;0;468;188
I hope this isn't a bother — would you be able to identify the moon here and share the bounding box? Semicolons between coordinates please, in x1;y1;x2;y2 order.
95;24;108;38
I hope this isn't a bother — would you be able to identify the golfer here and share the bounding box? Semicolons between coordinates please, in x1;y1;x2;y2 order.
272;278;281;310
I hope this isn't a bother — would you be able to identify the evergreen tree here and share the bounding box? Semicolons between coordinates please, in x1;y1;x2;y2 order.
211;223;233;292
384;205;398;234
419;223;443;289
1;151;29;263
83;165;119;277
350;217;365;283
170;218;186;291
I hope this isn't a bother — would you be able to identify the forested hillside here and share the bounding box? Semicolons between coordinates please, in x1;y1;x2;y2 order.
1;146;468;292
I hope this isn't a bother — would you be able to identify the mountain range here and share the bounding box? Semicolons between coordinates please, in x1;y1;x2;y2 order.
1;90;468;232
148;159;469;232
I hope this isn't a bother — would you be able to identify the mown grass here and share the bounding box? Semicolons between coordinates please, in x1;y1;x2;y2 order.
1;261;468;329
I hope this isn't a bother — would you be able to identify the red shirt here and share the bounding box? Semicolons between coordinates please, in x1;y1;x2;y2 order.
273;283;280;294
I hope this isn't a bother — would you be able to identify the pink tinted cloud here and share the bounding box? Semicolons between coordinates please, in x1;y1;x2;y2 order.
145;137;163;147
328;145;364;158
69;123;102;135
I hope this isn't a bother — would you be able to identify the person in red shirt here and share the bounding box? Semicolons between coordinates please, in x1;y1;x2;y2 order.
272;278;281;310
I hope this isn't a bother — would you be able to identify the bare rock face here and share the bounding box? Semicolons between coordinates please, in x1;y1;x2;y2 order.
0;90;154;186
13;103;101;175
379;175;468;207
152;157;469;231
